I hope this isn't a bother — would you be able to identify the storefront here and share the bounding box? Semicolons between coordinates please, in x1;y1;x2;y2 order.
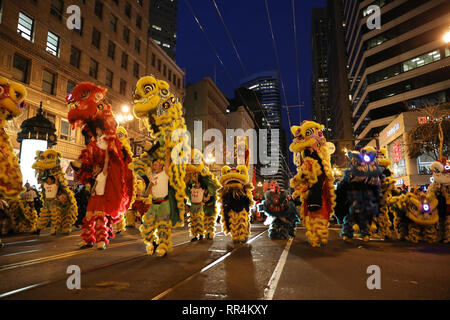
378;111;434;188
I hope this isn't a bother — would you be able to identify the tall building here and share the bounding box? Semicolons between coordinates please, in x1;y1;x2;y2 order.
183;77;228;177
327;0;354;167
0;0;185;182
343;0;450;150
148;0;178;60
240;71;289;189
311;7;331;138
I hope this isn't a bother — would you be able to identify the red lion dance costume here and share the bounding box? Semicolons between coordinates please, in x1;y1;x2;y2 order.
66;82;134;250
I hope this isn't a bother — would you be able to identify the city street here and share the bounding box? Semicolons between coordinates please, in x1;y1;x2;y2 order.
1;223;449;300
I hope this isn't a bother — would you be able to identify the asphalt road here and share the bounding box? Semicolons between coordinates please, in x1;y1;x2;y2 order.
0;223;449;300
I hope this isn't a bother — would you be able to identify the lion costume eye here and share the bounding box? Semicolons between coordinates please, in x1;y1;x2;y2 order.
221;166;231;176
0;86;4;95
305;128;314;137
80;91;90;99
144;83;155;94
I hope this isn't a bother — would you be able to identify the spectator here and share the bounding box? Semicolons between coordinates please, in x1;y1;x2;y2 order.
21;183;37;210
31;185;43;214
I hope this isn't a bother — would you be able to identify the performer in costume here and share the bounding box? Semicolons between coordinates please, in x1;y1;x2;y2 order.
335;147;384;242
113;126;136;233
289;121;336;247
428;158;450;242
140;155;174;256
33;150;78;235
185;149;221;241
66;82;134;248
389;191;439;243
126;158;151;228
258;180;300;239
132;75;188;256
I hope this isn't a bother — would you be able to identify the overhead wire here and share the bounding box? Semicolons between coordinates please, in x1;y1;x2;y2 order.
291;0;303;123
184;0;293;183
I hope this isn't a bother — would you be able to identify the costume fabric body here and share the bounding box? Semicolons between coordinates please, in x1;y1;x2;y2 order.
132;76;188;257
33;150;78;234
218;165;254;243
335;147;384;242
0;77;26;199
67;82;134;248
113;126;136;233
389;192;439;243
258;181;299;239
2;199;38;233
370;147;394;239
428;158;450;242
289;121;336;247
185;149;221;240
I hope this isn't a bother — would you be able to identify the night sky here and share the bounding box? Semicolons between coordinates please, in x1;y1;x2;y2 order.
176;0;327;173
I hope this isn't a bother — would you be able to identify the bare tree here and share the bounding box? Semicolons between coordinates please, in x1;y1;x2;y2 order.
405;101;450;161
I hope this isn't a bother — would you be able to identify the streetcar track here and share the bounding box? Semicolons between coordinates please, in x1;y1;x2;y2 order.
151;229;268;300
0;237;194;299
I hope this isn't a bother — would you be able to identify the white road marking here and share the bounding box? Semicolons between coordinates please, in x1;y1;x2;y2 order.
264;237;293;300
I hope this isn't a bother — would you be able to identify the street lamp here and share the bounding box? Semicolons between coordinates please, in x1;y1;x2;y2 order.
16;102;57;187
444;29;450;43
257;181;263;187
116;105;134;125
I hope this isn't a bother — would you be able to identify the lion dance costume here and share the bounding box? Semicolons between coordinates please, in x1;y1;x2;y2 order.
185;149;221;241
132;76;188;257
125;157;151;228
428;158;450;242
389;192;439;243
33;150;78;234
67;82;134;249
0;77;26;198
335;147;384;242
370;147;395;239
0;78;36;235
258;181;299;239
289;121;335;247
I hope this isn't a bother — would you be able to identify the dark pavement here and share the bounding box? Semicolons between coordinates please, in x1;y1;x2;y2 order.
0;223;449;300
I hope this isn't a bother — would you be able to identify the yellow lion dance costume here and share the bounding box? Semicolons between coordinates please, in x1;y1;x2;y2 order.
132;76;188;257
0;77;26;198
289;121;336;247
185;149;221;241
33;150;78;235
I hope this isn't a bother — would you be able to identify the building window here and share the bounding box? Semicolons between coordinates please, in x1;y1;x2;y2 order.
154;40;161;45
107;41;115;60
17;12;34;42
66;80;76;95
177;78;180;89
70;46;81;68
73;17;84;35
121;53;128;70
136;15;142;29
137;0;143;6
94;0;103;19
12;54;30;83
151;54;155;66
125;2;131;18
89;58;98;79
163;64;166;76
168;70;171;82
152;25;162;31
110;15;117;32
92;27;101;48
173;74;176;86
60;119;76;142
106;69;113;88
42;69;56;95
46;31;60;57
134;38;141;53
50;0;64;20
133;62;139;78
43;111;56;125
417;154;434;175
120;79;126;96
402;50;441;72
123;27;130;43
162;43;170;48
157;59;161;72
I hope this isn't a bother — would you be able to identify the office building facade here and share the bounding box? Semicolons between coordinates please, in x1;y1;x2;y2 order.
148;0;177;60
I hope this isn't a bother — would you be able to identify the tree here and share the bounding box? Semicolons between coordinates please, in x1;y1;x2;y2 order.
405;102;450;161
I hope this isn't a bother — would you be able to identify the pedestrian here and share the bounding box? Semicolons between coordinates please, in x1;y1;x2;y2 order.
21;183;37;211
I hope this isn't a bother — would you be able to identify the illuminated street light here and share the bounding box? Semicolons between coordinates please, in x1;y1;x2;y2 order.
257;181;263;187
444;30;450;43
204;153;215;165
122;105;130;113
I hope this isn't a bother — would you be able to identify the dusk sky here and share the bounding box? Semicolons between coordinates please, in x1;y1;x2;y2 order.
176;0;327;172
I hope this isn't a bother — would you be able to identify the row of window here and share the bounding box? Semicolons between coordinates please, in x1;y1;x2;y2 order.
150;53;181;89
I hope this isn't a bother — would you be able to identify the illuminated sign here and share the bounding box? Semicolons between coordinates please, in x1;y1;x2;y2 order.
386;123;400;137
417;117;428;124
393;143;402;162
